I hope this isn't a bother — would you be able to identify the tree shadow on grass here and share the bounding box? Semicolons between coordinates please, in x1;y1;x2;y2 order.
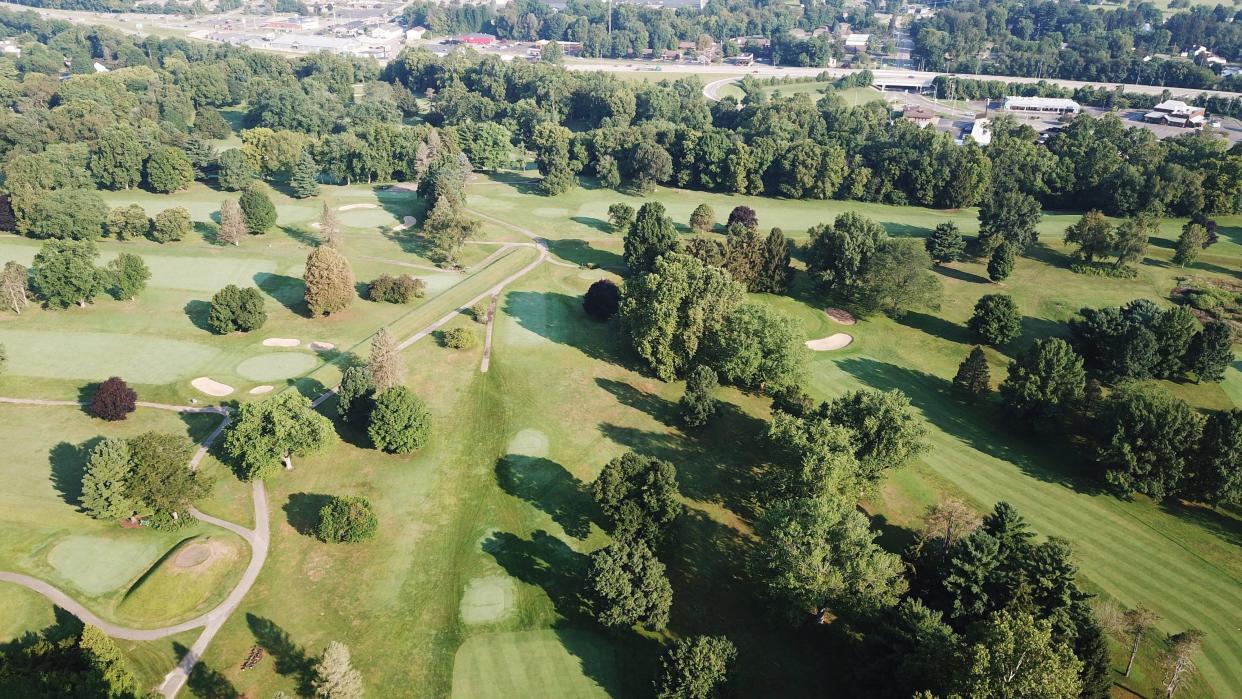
1158;499;1242;550
171;643;239;699
283;493;333;537
595;377;677;426
1023;242;1073;271
1016;315;1070;348
569;216;613;234
546;240;625;271
482;530;589;625
0;607;83;654
49;439;99;509
184;300;215;334
253;272;307;316
495;455;599;540
246;614;316;695
503;291;642;370
933;265;990;285
897;311;973;346
280;224;320;248
868;512;921;556
194;221;222;246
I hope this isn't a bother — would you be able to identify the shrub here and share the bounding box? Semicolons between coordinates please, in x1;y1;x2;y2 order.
583;279;621;320
367;274;425;304
316;495;378;543
470;300;490;323
150;207;192;243
90;377;137;421
689;203;715;233
208;284;266;333
442;327;477;349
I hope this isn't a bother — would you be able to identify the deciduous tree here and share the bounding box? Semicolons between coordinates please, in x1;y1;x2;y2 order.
304;245;355;316
1192;409;1242;506
1;261;29;314
239;182;277;234
679;365;719;428
999;338;1085;428
318;201;343;248
217;199;245;246
583;278;621;320
586;538;673;630
705;303;804;391
91;377;137;421
607;202;635;232
107;253;150;301
144;146;194;193
967;294;1021;346
1121;605;1161;678
31;239;108;308
1096;382;1203;500
1187;321;1232;383
151;207;192;243
689;203;715;233
107;204;150;241
126;431;208;516
654;635;737;699
960;610;1083;699
368;386;431;454
1160;630;1205;699
1064;211;1115;263
592;451;683;543
224;392;336;480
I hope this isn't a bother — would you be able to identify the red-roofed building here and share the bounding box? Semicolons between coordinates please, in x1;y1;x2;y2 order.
459;33;497;46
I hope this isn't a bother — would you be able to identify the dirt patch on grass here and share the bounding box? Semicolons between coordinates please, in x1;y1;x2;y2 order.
262;337;300;347
805;333;854;351
171;538;231;570
191;377;234;396
825;307;857;325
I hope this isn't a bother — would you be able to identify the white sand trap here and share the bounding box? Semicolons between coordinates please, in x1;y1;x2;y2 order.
191;377;234;396
262;337;300;347
825;307;857;325
249;385;274;395
390;215;416;232
337;203;377;211
308;341;335;351
460;575;517;625
507;428;549;458
309;222;321;229
805;333;854;351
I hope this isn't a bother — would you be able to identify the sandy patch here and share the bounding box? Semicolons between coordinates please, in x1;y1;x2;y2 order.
390;215;416;232
825;307;857;325
507;428;549;458
308;341;335;351
249;385;274;395
191;377;234;396
172;538;232;570
805;334;854;351
337;203;377;211
460;575;517;625
262;337;300;347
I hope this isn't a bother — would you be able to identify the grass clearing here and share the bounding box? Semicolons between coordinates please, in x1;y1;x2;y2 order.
116;534;247;627
452;630;619;699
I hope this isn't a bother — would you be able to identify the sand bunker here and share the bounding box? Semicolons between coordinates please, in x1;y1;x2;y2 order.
391;215;416;232
805;333;854;351
337;203;377;211
172;538;232;570
249;385;274;395
262;337;300;347
308;341;335;351
825;307;857;325
191;377;234;396
460;575;517;625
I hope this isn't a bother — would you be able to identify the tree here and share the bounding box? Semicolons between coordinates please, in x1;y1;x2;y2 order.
583;278;621;320
126;432;208;516
825;389;928;484
367;274;424;303
217;148;256;191
1192;409;1242;506
586;538;674;630
1113;215;1152;268
925;222;966;264
144;146;194;193
1097;382;1203;500
1122;605;1161;678
607;203;635;232
755;228;792;294
968;294;1021;346
921;497;982;560
422;196;480;266
20;190;108;240
680;365;719;428
217;200;246;246
224;392;336;480
337;365;375;427
312;641;365;698
987;242;1016;283
726;206;757;231
1187;321;1232;383
999;338;1086;428
1160;630;1205;699
540;37;564;63
239;182;277;234
631;141;673;192
289;152;321;198
78;624;140;699
304;245;355;316
624;202;679;274
0;195;13;232
1;261;29;314
91;377;137;421
208;285;266;333
852;238;942;318
954;346;993;400
80;438;136;520
105;253;149;302
593;451;683;543
194;106;231;139
368;386;431;453
150;207;192;243
620;253;745;381
90;126;145;190
805;212;884;291
689;204;715;233
1151;306;1200;379
978;189;1041;254
1064;211;1115;263
443;327;476;349
754;495;907;622
654;635;737;699
531;122;576;195
367;328;403;393
318;202;343;248
959;610;1083;699
31;240;108;308
1172;223;1207;267
705;303;804;391
107;204;150;241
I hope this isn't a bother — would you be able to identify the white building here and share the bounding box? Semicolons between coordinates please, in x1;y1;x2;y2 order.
369;25;403;41
845;33;870;52
268;34;361;55
0;39;20;56
1002;96;1081;115
406;26;427;41
967;118;992;146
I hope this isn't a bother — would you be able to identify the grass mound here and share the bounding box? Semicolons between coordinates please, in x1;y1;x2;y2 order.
116;534;245;627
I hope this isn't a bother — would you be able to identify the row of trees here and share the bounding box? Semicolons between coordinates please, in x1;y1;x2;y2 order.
80;431;211;526
0;240;151;312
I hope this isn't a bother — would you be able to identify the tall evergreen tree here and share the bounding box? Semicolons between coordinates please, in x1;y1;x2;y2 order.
239;182;277;234
319;201;343;248
987;242;1015;283
304;245;355;316
312;641;364;699
624;202;679;274
925;222;966;264
367;328;403;393
290;152;322;198
679;365;719;428
755;227;792;294
1172;223;1207;267
1187;321;1232;383
953;346;992;399
80;438;136;520
999;338;1086;428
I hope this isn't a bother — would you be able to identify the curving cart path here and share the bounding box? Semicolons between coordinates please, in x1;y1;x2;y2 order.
0;398;266;698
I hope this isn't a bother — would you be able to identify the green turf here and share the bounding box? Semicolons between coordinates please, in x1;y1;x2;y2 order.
452;630;619;699
0;329;220;383
235;352;320;381
116;534;247;627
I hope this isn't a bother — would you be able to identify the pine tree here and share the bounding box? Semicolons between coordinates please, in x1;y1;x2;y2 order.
756;227;792;294
987;242;1015;282
79;624;140;697
925;222;966;264
1172;224;1206;268
953;346;992;399
304;245;355;316
679;365;719;428
312;641;364;699
319;202;343;248
80;438;136;520
624;202;679;274
217;199;246;246
239;182;277;234
290;152;322;199
367;328;403;393
367;386;431;453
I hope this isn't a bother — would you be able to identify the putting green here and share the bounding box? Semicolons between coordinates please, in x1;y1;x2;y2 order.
235;352;319;381
47;534;167;597
459;575;516;625
338;207;400;229
0;330;220;383
451;630;618;699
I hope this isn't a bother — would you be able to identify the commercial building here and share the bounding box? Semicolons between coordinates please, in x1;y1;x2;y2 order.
902;105;938;128
967;118;992;146
458;33;497;46
1143;100;1207;128
1002;96;1081;115
844;33;870;52
267;34;361;55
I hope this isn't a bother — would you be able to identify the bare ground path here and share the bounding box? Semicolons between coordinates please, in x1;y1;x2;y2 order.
0;398;266;698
